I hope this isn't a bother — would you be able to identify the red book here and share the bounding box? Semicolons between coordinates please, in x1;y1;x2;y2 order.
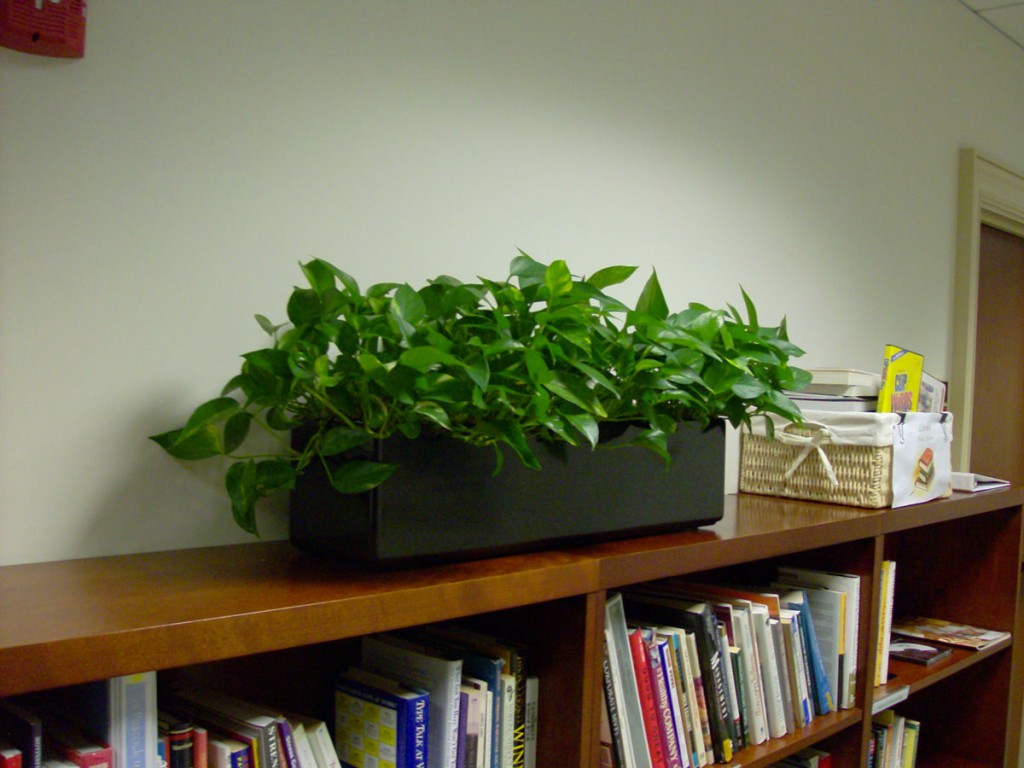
192;727;208;768
41;717;111;768
0;738;22;768
627;629;668;768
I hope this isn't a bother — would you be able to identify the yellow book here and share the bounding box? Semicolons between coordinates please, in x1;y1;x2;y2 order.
878;345;924;413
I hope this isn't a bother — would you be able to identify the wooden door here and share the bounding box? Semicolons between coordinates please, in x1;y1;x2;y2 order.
971;224;1024;484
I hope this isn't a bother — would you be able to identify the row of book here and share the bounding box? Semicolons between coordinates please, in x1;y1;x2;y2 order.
0;621;539;768
869;710;919;768
602;565;862;767
342;625;539;768
0;673;341;768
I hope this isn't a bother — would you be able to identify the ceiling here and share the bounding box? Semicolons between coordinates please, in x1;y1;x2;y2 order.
959;0;1024;50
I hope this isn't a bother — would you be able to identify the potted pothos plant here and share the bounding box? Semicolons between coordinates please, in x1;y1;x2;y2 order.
151;252;809;565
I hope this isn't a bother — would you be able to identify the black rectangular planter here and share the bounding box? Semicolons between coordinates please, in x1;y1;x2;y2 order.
289;420;726;568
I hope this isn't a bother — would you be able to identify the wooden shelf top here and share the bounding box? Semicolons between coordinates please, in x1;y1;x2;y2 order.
1;488;1020;697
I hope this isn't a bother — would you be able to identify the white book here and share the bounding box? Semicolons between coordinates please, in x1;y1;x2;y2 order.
770;618;795;734
523;676;539;768
362;634;464;768
777;567;861;709
287;724;318;768
462;677;492;768
749;603;787;739
781;609;813;726
728;605;768;746
288;716;337;768
605;593;652;768
499;674;516;768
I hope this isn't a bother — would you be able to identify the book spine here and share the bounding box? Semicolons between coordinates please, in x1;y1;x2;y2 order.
523;678;538;768
500;675;515;768
628;630;668;768
715;623;742;749
410;696;428;768
192;727;208;768
657;639;691;768
665;634;698;768
683;633;713;765
601;649;627;768
646;638;683;768
272;721;296;768
689;609;733;763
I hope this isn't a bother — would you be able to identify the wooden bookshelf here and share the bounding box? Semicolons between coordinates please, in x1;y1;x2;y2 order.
1;489;1021;767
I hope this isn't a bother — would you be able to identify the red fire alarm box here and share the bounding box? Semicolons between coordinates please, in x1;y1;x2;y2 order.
0;0;87;58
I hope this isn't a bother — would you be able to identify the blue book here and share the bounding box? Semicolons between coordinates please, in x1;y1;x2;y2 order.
775;587;835;716
335;667;429;768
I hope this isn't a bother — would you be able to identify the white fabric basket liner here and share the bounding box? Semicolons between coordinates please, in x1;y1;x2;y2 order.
747;409;902;447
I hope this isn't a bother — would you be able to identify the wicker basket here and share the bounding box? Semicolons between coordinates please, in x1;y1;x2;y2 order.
739;411;901;508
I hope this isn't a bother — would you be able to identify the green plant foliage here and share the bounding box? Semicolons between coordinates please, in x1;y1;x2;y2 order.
150;252;810;534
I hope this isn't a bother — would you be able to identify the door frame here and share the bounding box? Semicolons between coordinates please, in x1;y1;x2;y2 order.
951;149;1024;470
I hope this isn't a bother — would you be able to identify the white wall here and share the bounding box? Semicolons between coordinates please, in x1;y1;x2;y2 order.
2;1;1023;566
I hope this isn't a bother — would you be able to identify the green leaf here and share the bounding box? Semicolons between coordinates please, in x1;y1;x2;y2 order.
226;461;258;534
223;411;252;454
301;259;338;297
741;286;759;329
320;427;370;456
524;348;551;384
545;260;573;298
399;346;458;372
564;412;600;448
255;459;296;495
587;265;637;290
543;373;607;417
151;425;220;459
493;420;541;470
287;287;322;324
255;314;284;337
330;459;399;494
390;283;427;341
243;349;291;377
630;429;672;466
731;375;768;400
510;251;548;287
635;270;669;320
412;402;452;430
182;397;241;435
322;261;361;296
463;359;490;391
